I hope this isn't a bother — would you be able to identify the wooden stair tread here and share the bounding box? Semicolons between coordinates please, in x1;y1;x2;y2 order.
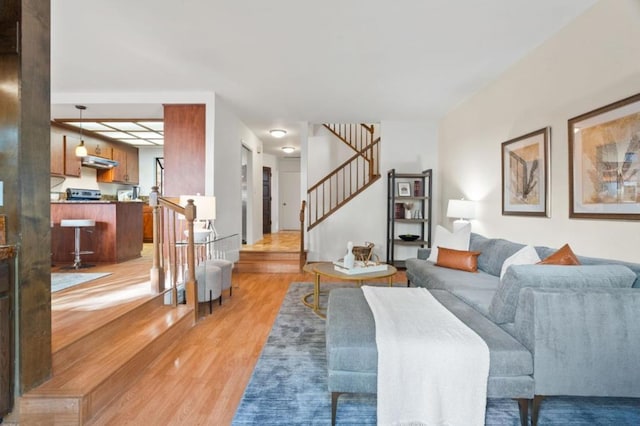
25;305;192;397
52;291;168;373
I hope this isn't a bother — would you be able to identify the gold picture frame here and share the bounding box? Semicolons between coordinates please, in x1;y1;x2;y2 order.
569;93;640;220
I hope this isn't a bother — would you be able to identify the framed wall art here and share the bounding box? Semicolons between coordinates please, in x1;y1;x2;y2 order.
501;127;550;216
397;182;411;197
569;93;640;220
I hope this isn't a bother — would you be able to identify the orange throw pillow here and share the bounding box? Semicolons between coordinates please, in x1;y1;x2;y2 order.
436;246;481;272
538;243;581;265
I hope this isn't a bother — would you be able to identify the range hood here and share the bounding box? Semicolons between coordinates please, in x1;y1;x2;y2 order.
81;155;119;169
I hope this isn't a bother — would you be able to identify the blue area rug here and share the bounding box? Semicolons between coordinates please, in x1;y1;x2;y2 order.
233;282;640;425
51;272;112;293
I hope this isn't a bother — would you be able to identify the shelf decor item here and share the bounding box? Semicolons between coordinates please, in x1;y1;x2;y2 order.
397;182;411;197
501;127;550;217
399;234;420;241
414;180;422;196
403;202;414;219
568;92;640;220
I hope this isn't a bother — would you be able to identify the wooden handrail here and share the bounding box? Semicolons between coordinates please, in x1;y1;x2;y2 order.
323;123;375;158
307;137;380;230
307;140;379;193
149;186;198;324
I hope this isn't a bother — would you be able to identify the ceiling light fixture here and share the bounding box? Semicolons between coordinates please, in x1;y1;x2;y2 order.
281;146;295;154
270;129;287;138
74;105;88;157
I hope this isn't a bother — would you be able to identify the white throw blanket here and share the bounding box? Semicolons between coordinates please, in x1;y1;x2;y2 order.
362;286;490;426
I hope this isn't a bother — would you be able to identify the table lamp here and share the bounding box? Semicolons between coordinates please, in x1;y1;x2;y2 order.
446;199;476;232
179;195;217;241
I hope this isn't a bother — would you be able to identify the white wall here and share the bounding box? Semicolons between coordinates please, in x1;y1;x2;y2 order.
439;0;640;262
137;147;164;197
214;96;264;244
306;121;438;262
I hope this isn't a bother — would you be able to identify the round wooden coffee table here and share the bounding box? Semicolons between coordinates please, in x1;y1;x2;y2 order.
302;262;397;318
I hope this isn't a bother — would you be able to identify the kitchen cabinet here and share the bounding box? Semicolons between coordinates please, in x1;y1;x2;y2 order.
97;146;139;184
51;201;143;263
142;204;154;243
51;134;65;176
63;135;81;177
84;139;112;159
386;169;432;269
0;246;16;418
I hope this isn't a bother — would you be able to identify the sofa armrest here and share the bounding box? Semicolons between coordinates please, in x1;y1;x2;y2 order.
416;248;431;260
513;287;640;397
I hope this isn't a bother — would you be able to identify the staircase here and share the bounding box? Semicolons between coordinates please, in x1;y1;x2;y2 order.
236;251;302;273
307;123;380;230
19;288;193;424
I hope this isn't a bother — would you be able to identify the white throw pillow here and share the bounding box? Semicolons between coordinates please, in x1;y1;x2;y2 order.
427;224;471;263
499;245;541;280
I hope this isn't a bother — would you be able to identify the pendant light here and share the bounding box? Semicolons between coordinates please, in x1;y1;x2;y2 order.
75;105;88;157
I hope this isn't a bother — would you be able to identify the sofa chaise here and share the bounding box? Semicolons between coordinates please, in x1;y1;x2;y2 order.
325;233;640;425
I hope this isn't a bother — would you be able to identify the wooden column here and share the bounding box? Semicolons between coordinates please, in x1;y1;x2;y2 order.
0;0;52;399
163;104;206;196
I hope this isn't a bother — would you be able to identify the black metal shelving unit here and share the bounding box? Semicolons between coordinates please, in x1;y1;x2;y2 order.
386;169;432;269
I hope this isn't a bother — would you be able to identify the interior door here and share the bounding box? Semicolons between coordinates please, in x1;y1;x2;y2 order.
263;167;272;234
279;171;301;230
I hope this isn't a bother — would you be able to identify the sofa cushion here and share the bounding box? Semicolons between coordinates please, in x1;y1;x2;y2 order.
405;258;499;292
489;264;637;324
327;288;533;379
469;233;525;277
327;288;378;374
436;247;481;272
427;224;470;262
538;243;580;265
430;290;533;377
446;288;495;318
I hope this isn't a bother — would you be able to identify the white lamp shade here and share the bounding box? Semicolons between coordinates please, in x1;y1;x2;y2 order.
75;143;88;157
179;195;216;220
446;199;476;220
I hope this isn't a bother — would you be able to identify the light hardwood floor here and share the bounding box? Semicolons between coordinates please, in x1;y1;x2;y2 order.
47;233;405;425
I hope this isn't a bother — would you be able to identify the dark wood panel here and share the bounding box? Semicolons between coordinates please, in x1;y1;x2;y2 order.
163;104;205;196
3;0;53;397
0;262;13;417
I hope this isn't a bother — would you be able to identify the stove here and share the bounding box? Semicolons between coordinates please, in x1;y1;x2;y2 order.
66;188;102;201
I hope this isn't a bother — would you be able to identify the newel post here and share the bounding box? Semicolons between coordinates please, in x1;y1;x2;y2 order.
184;199;198;323
149;186;164;293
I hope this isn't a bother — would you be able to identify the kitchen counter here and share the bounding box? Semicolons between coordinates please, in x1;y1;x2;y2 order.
51;202;143;264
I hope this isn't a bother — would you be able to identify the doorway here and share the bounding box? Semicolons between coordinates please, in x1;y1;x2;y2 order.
263;167;272;234
279;171;301;230
241;146;250;244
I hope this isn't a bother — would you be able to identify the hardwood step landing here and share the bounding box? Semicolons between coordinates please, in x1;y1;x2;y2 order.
236;250;304;273
20;295;194;425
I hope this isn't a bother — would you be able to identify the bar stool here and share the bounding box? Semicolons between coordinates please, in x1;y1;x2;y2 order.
60;219;95;269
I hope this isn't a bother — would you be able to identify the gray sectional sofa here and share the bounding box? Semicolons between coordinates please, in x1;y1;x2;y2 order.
326;233;640;425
